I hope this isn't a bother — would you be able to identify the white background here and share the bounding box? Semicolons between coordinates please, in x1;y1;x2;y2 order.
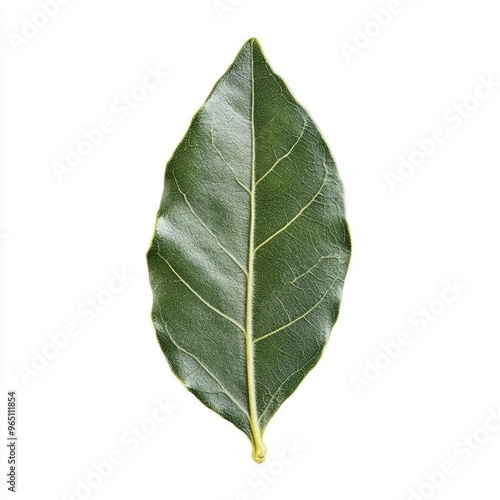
2;0;500;499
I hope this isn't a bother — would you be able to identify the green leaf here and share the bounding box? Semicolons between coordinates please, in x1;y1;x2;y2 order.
147;38;351;462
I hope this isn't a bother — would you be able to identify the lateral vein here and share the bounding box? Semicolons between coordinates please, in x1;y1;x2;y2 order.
159;312;249;418
210;129;251;194
155;241;245;333
254;164;328;253
253;284;334;344
256;121;306;185
258;357;313;424
173;172;247;275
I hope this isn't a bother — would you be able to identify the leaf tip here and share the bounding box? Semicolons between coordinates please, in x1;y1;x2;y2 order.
244;37;262;50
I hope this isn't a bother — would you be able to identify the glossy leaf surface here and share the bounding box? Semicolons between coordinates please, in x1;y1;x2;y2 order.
147;38;351;462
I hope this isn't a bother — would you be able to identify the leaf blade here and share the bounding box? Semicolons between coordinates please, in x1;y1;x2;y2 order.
147;38;351;462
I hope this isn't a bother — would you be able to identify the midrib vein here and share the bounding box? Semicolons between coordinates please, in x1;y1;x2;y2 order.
244;40;266;463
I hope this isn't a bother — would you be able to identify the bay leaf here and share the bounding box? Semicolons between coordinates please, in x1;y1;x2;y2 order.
147;38;351;462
